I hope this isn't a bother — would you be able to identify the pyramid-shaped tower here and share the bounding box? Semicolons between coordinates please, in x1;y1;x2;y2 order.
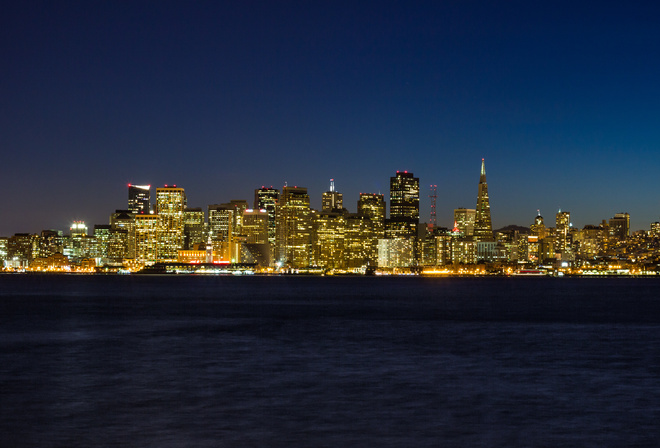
474;158;494;241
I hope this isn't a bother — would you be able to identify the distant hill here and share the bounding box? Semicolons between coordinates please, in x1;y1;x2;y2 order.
494;225;531;234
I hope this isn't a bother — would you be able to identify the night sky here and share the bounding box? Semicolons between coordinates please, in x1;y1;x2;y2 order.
2;1;660;236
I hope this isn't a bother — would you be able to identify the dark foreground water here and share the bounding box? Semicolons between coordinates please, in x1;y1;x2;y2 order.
2;275;660;447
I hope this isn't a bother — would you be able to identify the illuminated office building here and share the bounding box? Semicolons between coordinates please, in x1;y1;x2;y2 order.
93;225;112;262
208;204;234;260
111;210;135;259
242;209;269;244
276;186;313;268
530;211;546;239
134;214;159;264
377;237;414;268
357;193;385;238
0;237;8;265
128;184;151;214
474;159;493;242
454;208;476;237
344;214;378;268
254;187;279;246
313;211;346;269
387;171;419;238
322;179;343;212
228;199;249;236
183;207;205;250
609;212;630;241
555;210;571;254
156;186;186;261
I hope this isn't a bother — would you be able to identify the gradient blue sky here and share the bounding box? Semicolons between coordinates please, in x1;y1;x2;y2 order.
2;1;660;235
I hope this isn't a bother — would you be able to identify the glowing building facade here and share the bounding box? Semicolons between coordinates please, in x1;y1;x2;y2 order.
156;186;186;261
276;186;313;268
134;214;159;263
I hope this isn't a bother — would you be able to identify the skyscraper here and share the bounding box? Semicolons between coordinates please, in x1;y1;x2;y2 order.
128;184;151;214
358;193;385;238
156;186;186;261
254;187;279;246
276;186;313;268
387;171;419;238
474;159;493;242
322;179;343;212
555;210;571;253
609;212;630;241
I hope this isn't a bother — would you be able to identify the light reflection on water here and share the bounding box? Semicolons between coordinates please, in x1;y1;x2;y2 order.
1;275;660;447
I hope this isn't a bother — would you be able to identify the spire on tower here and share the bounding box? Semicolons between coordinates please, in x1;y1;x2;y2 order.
330;178;335;192
480;158;487;182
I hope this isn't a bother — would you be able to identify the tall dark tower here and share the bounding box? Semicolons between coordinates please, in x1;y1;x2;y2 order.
474;159;493;241
128;184;150;214
387;171;419;238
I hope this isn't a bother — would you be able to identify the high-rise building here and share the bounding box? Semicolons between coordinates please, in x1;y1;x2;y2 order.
254;187;280;246
111;210;135;259
242;209;269;245
128;184;151;214
474;159;493;242
313;211;346;269
454;208;476;237
134;214;159;263
387;171;419;238
183;207;205;250
555;210;571;253
156;186;186;261
357;193;385;238
208;204;234;260
322;179;343;212
609;212;630;241
344;213;378;269
530;211;546;239
276;186;313;268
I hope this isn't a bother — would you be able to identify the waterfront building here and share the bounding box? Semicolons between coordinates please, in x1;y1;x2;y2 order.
128;184;151;214
254;187;279;246
454;208;476;237
344;213;378;269
8;233;40;267
388;171;419;239
156;186;186;261
321;179;344;212
276;186;313;268
134;214;159;264
93;225;112;262
313;211;346;269
183;207;205;250
377;237;415;269
474;159;494;242
451;237;477;264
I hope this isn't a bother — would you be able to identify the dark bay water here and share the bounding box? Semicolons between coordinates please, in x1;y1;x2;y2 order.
2;275;660;447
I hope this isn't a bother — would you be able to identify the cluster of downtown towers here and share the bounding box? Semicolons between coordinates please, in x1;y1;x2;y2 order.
2;160;504;270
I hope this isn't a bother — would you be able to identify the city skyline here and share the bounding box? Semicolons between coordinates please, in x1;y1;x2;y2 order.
2;2;660;235
0;160;651;238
